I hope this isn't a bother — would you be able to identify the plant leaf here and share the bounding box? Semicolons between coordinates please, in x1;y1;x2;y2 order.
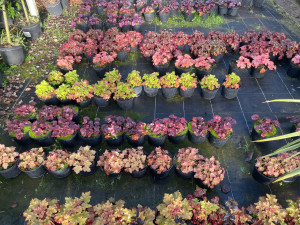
253;131;300;142
265;99;300;103
273;167;300;182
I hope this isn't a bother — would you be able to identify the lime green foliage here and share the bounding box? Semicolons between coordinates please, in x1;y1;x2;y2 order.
103;68;122;84
200;75;220;90
56;84;71;100
9;125;31;138
93;80;113;99
35;80;55;99
0;28;24;47
254;121;277;137
179;72;197;90
223;72;241;89
211;129;231;139
64;70;79;85
113;82;136;100
160;72;180;88
29;129;50;139
286;199;300;223
143;72;161;88
48;70;64;86
127;70;143;87
69;80;93;102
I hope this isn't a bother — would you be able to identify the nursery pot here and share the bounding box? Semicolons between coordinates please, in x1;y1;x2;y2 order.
79;133;102;147
162;87;177;99
144;12;155;22
208;132;231;148
253;0;265;7
159;13;170;23
0;45;25;66
250;67;267;79
210;6;218;14
131;166;148;178
133;24;142;31
134;86;143;97
96;6;104;14
93;65;108;78
105;22;117;30
174;156;194;179
79;152;98;176
148;134;167;147
94;96;110;107
218;5;228;15
117;50;129;62
78;98;92;108
57;132;78;148
44;0;63;16
130;45;138;52
252;165;276;184
287;63;300;78
201;88;218;100
170;9;179;17
0;160;21;179
144;86;159;97
106;134;124;147
29;131;55;147
227;7;239;16
222;87;239;99
188;130;207;144
39;94;60;106
48;166;71;178
116;98;134;110
121;25;132;32
175;67;191;76
126;134;147;147
151;163;174;179
14;132;32;146
195;67;213;79
179;87;195;98
92;22;103;30
211;53;224;64
76;23;89;33
154;63;170;76
22;21;42;40
241;0;253;8
169;130;187;144
61;0;69;9
184;12;195;22
228;60;251;77
21;164;46;178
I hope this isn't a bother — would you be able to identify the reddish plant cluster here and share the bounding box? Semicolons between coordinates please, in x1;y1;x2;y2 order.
251;114;280;137
207;115;237;139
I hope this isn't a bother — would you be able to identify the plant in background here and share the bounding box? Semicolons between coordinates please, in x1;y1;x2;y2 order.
60;40;84;57
48;70;64;86
285;199;300;224
68;146;96;174
69;80;93;102
228;0;241;8
189;117;209;137
86;29;104;42
291;54;300;67
93;80;114;100
113;82;136;100
194;156;225;188
80;116;101;138
18;148;44;171
60;106;78;121
168;0;179;10
64;70;79;86
194;57;215;70
179;72;197;91
130;205;156;224
7;119;31;140
131;13;144;26
251;54;277;73
29;120;52;138
126;31;143;48
103;68;122;86
14;102;37;119
156;191;193;224
236;56;252;69
223;73;241;89
251;114;280;137
143;72;161;88
83;38;98;57
147;147;172;174
166;114;188;136
50;119;80;139
106;13;118;24
88;16;102;26
71;15;88;27
0;145;19;171
56;84;71;101
44;149;70;172
93;51;116;67
57;55;75;71
97;149;125;175
175;31;189;47
35;80;55;99
38;105;61;121
126;70;143;88
200;75;220;90
287;115;300;131
147;118;168;137
158;6;170;14
123;117;147;141
175;147;204;174
181;0;195;15
208;115;237;139
175;54;194;69
141;6;154;14
225;30;240;51
135;0;146;8
123;147;147;173
160;72;180;88
225;199;252;224
152;51;173;66
101;115;125;139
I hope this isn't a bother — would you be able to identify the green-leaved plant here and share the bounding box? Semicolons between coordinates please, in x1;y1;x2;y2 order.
200;75;220;90
35;80;55;99
143;72;161;88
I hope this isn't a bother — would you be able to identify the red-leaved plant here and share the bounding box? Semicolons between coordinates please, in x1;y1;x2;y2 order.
189;117;209;137
44;149;69;172
147;147;172;174
147;118;168;137
251;114;280;137
101;115;125;139
80;117;101;138
175;147;204;174
7;119;31;140
175;54;194;69
123;117;147;141
166;114;188;136
207;115;237;139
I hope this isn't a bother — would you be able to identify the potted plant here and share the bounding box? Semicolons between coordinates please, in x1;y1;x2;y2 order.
142;72;161;97
124;117;147;147
250;114;280;141
209;40;227;63
48;70;64;87
250;54;277;78
225;30;240;53
60;105;79;123
71;15;89;33
227;0;241;16
194;56;216;79
194;156;225;189
229;56;252;77
7;119;31;145
130;205;156;224
159;72;180;99
181;0;196;21
207;115;237;147
147;118;168;146
135;0;146;12
103;68;122;86
101;115;125;146
18;148;46;178
92;80;113;108
35;80;59;105
68;146;98;176
92;51;116;77
105;13;118;30
126;31;143;52
51;119;80;147
152;0;162;12
69;80;93;107
287;54;300;78
64;70;79;85
0;145;21;179
179;72;197;98
174;147;203;179
168;0;180;17
88;16;103;30
83;38;97;63
158;6;170;23
142;6;155;22
57;55;76;73
79;116;102;146
197;4;210;20
222;72;241;99
29;120;54;146
14;102;37;121
126;70;143;97
188;117;209;144
147;147;173;179
152;51;173;75
95;0;106;14
166;114;188;144
113;82;136;110
200;75;220;100
42;0;63;16
37;105;61;121
44;149;71;178
175;31;189;51
56;84;71;104
115;33;130;62
97;149;125;177
175;54;195;75
131;13;144;31
218;0;228;15
287;115;300;132
123;147;148;178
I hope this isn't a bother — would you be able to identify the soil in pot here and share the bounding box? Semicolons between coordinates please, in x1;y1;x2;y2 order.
208;131;231;148
116;98;134;110
228;60;251;77
227;7;239;16
44;0;63;16
201;88;218;100
144;12;155;22
222;86;239;99
22;21;42;40
126;134;147;147
29;131;55;147
0;45;25;66
159;13;169;23
48;166;71;178
117;50;129;62
148;134;167;146
76;23;89;33
218;5;228;15
179;87;195;98
79;133;102;147
287;63;300;78
0;160;21;179
78;98;92;108
144;86;159;97
94;96;110;107
105;133;124;146
57;132;78;148
21;164;46;178
169;130;187;144
162;87;177;99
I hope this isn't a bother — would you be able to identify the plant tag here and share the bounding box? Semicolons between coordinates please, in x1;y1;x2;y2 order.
23;32;31;38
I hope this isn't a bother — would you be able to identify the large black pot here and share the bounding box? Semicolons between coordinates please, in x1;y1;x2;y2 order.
175;67;191;75
144;86;159;97
201;88;218;100
131;166;148;178
22;21;42;40
228;60;251;77
251;127;276;142
154;63;170;75
148;134;167;146
79;133;102;146
48;166;71;178
184;12;195;22
44;0;63;16
133;24;142;31
0;160;21;179
93;65;108;78
218;5;228;15
94;96;110;107
170;9;179;17
96;6;104;14
228;7;239;16
252;166;275;184
0;45;25;66
144;12;155;22
179;87;195;98
162;87;177;98
40;94;60;106
134;86;143;97
211;53;224;63
287;63;300;78
159;13;170;23
253;0;265;7
78;98;92;108
151;164;174;179
21;164;46;178
210;6;218;14
175;168;194;179
188;130;207;144
105;134;124;146
117;50;129;62
222;86;239;99
57;132;78;148
195;67;213;79
208;132;230;148
116;98;134;110
29;131;55;147
169;131;187;144
76;23;89;33
105;22;117;30
250;67;267;79
121;25;132;32
126;134;146;147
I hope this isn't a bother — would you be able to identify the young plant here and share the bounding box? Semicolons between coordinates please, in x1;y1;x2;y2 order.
97;149;125;175
60;106;78;121
181;0;196;15
236;56;252;69
18;148;44;171
251;114;280;137
0;145;19;170
251;54;277;73
29;120;52;138
208;115;237;139
147;118;168;137
166;114;188;136
13;102;37;119
93;80;114;100
38;105;61;121
179;72;197;91
69;80;93;102
80;116;101;138
194;57;215;70
143;72;161;88
64;70;79;86
101;115;125;139
7;119;31;140
68;146;96;174
175;147;204;174
50;119;80;139
189;117;209;137
113;82;136;100
131;13;144;26
123;147;147;173
160;72;180;88
123;117;147;141
93;51;117;67
126;70;143;88
168;0;180;10
200;75;220;90
147;147;172;174
223;72;241;89
35;80;55;99
48;70;64;86
175;54;194;69
152;51;173;66
141;6;154;14
159;6;170;14
44;149;70;172
56;84;71;101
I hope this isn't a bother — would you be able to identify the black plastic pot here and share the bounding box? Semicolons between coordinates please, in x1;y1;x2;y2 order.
78;98;92;108
241;0;253;8
188;130;207;144
57;132;78;147
253;0;265;7
0;160;21;179
76;23;89;33
144;56;152;62
252;166;275;184
211;53;224;63
201;88;218;100
105;22;117;30
159;13;170;23
148;134;167;147
144;86;159;97
226;45;239;55
176;168;194;179
117;50;129;62
177;45;185;51
208;132;230;148
170;9;179;17
14;132;32;146
151;164;174;179
131;166;148;178
44;0;63;16
133;24;142;31
287;63;300;78
79;152;98;176
0;10;13;28
116;98;134;110
228;7;239;16
79;133;102;146
154;63;170;75
144;12;155;22
21;164;46;178
92;22;103;30
222;86;239;99
22;21;42;40
175;66;191;75
30;131;55;147
195;67;213;79
42;94;60;106
228;60;251;77
250;67;266;79
179;87;195;98
136;6;143;12
121;25;132;32
162;87;177;99
48;166;71;178
58;98;72;105
130;45;139;52
0;45;25;66
93;65;108;78
106;134;124;146
126;134;146;147
72;113;80;124
210;6;218;14
169;131;187;144
96;6;104;14
61;0;69;9
219;5;228;15
94;96;110;107
184;12;195;22
134;86;143;97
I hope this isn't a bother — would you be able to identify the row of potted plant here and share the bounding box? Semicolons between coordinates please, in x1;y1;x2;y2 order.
22;188;300;225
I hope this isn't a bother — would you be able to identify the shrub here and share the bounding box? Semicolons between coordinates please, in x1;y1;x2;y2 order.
29;120;52;138
35;80;55;99
166;114;188;136
56;84;71;100
123;117;147;141
38;105;61;121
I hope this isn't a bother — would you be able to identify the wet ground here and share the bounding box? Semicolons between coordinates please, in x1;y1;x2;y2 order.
1;2;300;224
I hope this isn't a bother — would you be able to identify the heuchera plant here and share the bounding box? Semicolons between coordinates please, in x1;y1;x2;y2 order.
60;106;78;121
97;149;125;175
166;114;188;136
287;115;300;131
147;147;172;174
68;146;96;174
147;118;168;137
57;55;75;71
175;147;204;173
69;80;93;102
7;119;31;140
93;80;114;100
126;31;143;48
251;54;277;73
194;57;215;70
38;105;61;121
189;117;209;137
123;117;147;141
291;54;300;67
126;70;143;88
223;72;241;89
208;115;237;139
152;51;173;66
179;72;197;90
200;75;220;90
0;145;19;170
236;56;252;69
168;0;179;10
113;82;136;100
181;0;195;14
175;31;189;46
175;54;194;69
123;147;147;173
225;30;240;51
68;29;86;42
14;102;37;119
44;149;69;172
251;114;280;137
50;118;80;139
142;72;161;89
29;120;52;138
101;115;125;139
141;6;154;14
80;116;101;138
159;72;180;88
48;70;64;86
131;13;144;26
64;70;79;86
35;80;55;99
18;148;44;171
103;68;122;85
